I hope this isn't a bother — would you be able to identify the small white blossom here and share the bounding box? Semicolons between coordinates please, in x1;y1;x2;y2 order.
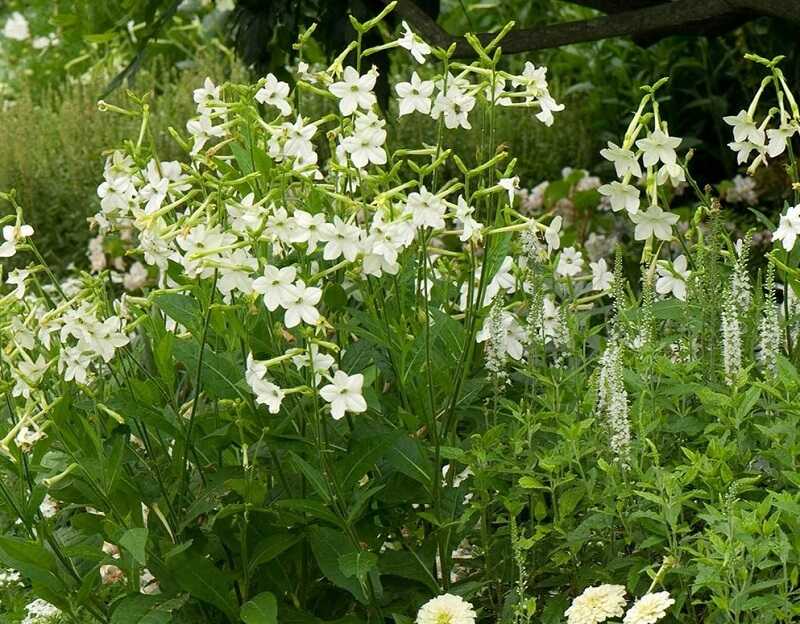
320;371;367;420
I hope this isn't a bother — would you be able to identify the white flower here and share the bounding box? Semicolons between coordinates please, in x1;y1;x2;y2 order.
499;177;520;206
396;71;434;116
22;599;60;624
123;262;148;292
656;254;690;300
292;345;335;384
255;73;292;116
405;186;447;230
329;66;377;116
319;371;367;420
15;424;46;452
623;592;674;624
292;210;328;251
193;77;222;115
598;182;640;215
773;204;800;251
535;92;564;126
216;248;258;302
39;494;59;519
397;21;431;63
431;84;475;130
252;265;297;311
636;128;681;168
227;193;263;234
656;162;685;186
476;310;526;360
342;127;387;169
766;122;798;157
320;216;362;261
600;142;642;179
565;584;627;624
454;195;482;242
186;114;225;154
416;594;477;624
283;280;322;328
728;139;762;165
6;268;30;299
3;12;30;41
252;378;285;414
0;223;34;258
557;247;584;277
629;204;679;241
723;110;765;145
32;35;52;49
591;259;614;291
545;216;562;253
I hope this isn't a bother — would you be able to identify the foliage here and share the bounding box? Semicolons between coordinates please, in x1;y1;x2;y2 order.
2;4;800;624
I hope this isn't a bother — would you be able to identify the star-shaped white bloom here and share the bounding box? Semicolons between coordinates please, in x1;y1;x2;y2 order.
476;311;526;360
0;223;34;258
600;142;642;179
395;71;434;116
252;265;297;311
636;128;681;168
598;181;640;215
723;110;765;145
556;246;584;277
283;280;322;328
292;210;328;251
774;204;800;251
342;127;387;169
656;254;690;300
292;345;336;385
320;216;362;261
329;66;377;116
397;21;431;64
255;73;292;116
431;86;475;130
405;186;447;229
629;204;679;241
5;268;30;299
766;122;798;158
545;215;562;253
498;177;520;206
590;259;614;291
454;195;482;242
319;371;367;420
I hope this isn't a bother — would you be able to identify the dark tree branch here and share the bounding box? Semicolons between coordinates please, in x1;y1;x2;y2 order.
388;0;800;58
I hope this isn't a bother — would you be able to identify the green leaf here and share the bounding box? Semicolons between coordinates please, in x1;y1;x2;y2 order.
110;594;188;624
308;527;379;604
173;339;244;400
288;452;331;503
165;550;238;620
0;537;66;593
248;532;302;573
338;551;378;581
154;293;202;334
119;528;148;566
241;592;278;624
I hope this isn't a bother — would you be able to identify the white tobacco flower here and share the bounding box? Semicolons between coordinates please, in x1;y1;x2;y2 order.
454;195;482;242
600;142;642;179
499;177;520;206
342;127;387;169
545;216;562;253
405;186;447;230
329;66;377;116
252;265;297;311
227;192;263;234
556;247;584;277
728;139;763;165
396;71;434;116
656;162;686;186
193;77;223;115
629;205;679;241
397;21;431;63
39;494;59;519
292;210;328;251
12;355;48;400
6;268;30;299
320;371;367;420
723;110;765;145
416;594;477;624
216;248;258;302
431;84;475;130
565;584;627;624
0;223;34;257
3;12;29;40
513;61;549;94
81;316;129;363
320;216;362;262
773;204;800;251
656;255;690;301
623;592;675;624
598;182;640;215
186;114;225;154
766;121;798;157
535;92;565;126
591;259;614;291
636;128;681;168
255;73;292;116
123;262;148;292
251;378;285;414
292;345;335;384
477;308;526;361
283;280;322;328
15;425;46;453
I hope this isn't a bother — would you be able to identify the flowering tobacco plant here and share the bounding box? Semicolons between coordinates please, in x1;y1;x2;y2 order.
2;4;800;623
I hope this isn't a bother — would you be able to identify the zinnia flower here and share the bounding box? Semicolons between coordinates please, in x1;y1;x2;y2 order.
565;584;627;624
416;594;477;624
623;591;674;624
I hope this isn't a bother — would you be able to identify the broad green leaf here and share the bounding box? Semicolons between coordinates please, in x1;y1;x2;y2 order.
338;551;378;581
241;592;278;624
165;550;238;621
119;528;148;566
0;537;66;593
154;293;201;334
110;594;188;624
